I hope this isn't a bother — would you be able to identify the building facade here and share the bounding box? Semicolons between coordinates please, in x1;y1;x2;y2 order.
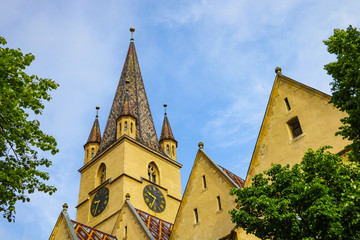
49;32;348;240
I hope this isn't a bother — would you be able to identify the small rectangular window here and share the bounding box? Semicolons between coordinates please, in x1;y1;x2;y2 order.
202;175;207;189
287;117;303;138
194;208;199;223
124;226;127;237
284;97;291;111
217;196;222;211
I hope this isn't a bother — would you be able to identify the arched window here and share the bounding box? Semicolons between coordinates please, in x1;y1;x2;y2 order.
130;122;133;133
148;163;159;184
86;149;89;159
98;163;106;185
91;148;94;158
124;121;128;132
166;145;170;155
119;123;122;133
172;146;175;156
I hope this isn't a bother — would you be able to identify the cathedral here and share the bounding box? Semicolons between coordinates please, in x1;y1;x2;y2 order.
49;29;347;240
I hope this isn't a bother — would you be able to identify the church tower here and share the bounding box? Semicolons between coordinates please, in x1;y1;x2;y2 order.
75;28;182;235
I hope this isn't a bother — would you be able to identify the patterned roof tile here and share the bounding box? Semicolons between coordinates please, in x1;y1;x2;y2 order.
159;114;176;143
71;220;117;240
86;117;101;145
98;38;164;155
135;208;173;240
218;165;245;188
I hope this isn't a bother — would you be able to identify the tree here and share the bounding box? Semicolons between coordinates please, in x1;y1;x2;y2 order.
230;147;360;240
0;36;59;222
324;25;360;162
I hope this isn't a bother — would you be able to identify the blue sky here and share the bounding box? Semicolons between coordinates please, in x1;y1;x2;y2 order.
1;0;360;239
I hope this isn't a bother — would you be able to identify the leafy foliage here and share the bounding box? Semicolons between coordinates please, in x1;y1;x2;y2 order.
324;25;360;162
0;36;59;222
230;147;360;240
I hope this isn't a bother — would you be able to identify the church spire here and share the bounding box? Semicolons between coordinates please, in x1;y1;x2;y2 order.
84;106;101;164
98;28;163;154
160;104;178;160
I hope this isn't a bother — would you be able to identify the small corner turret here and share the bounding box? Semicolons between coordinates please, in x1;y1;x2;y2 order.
116;80;137;139
84;106;101;164
159;104;178;160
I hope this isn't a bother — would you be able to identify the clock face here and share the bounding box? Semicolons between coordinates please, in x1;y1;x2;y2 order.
143;185;166;213
90;187;109;217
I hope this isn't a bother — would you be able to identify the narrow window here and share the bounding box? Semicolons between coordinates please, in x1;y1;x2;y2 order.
202;175;207;189
124;226;127;238
119;123;122;133
86;149;89;159
194;208;199;223
166;145;170;155
284;97;291;111
91;148;94;158
172;146;175;156
287;117;303;139
148;163;159;184
100;165;106;184
124;121;127;132
130;122;133;133
217;196;222;211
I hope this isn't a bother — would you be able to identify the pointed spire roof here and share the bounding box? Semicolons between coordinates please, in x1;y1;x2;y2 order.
85;107;101;145
98;28;163;154
160;104;176;143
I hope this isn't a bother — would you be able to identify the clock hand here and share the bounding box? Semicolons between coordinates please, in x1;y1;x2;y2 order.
146;190;156;199
150;197;156;207
94;200;100;213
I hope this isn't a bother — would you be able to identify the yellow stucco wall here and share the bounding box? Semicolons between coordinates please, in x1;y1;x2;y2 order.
171;150;237;239
245;75;349;187
76;135;182;230
112;202;151;240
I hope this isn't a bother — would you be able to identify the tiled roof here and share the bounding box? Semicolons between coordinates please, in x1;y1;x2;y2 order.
71;220;117;240
86;117;101;145
218;165;245;188
98;39;164;155
135;208;173;240
159;114;176;143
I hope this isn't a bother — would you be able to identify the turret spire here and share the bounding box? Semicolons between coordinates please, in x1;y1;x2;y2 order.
159;104;177;160
160;105;176;143
86;107;101;145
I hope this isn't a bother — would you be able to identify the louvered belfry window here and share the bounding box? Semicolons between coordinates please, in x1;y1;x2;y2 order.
288;117;303;138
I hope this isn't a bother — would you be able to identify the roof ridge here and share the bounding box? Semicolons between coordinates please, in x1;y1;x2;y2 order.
217;164;245;188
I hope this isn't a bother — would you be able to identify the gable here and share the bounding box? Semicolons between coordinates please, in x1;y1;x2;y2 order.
171;149;241;239
245;73;349;187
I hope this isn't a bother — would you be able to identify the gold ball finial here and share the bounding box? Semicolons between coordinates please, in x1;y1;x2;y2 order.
96;106;100;110
275;67;282;75
125;193;131;200
198;142;204;150
62;203;68;211
130;28;135;32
